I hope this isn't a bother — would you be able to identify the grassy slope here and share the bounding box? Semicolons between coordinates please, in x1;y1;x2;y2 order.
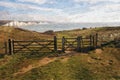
0;48;119;80
0;26;54;41
56;27;120;37
0;26;120;80
16;48;120;80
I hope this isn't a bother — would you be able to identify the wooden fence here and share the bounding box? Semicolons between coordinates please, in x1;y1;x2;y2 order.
7;34;98;54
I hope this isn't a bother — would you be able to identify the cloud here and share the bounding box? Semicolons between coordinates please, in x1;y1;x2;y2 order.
17;0;47;4
90;3;120;12
0;1;59;12
17;0;56;4
69;3;120;22
0;11;10;19
69;11;120;22
0;0;120;22
74;0;120;4
3;13;69;22
0;1;68;22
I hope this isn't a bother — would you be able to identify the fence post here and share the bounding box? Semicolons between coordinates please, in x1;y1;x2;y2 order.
54;36;57;52
90;35;92;49
92;35;95;48
77;36;81;52
62;36;65;52
95;33;98;48
8;39;12;55
12;40;14;54
81;36;83;47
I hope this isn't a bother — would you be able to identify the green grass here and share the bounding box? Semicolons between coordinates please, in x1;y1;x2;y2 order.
0;52;53;80
8;48;119;80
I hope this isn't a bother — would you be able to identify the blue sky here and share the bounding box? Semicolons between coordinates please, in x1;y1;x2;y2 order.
0;0;120;22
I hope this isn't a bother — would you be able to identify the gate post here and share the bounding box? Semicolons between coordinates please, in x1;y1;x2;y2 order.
90;35;92;50
95;33;98;48
12;40;14;54
62;36;65;52
77;36;81;52
8;39;12;55
54;36;57;52
92;35;95;48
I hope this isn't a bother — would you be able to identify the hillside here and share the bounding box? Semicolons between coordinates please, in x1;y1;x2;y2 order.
56;27;120;39
0;26;120;80
0;26;54;42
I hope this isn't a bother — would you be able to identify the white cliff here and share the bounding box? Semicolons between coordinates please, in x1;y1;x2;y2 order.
3;21;38;27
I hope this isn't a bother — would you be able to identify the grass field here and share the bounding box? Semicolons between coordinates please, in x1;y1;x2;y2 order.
0;48;119;80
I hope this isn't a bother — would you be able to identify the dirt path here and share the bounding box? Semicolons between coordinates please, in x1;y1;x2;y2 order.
13;57;56;76
13;51;83;76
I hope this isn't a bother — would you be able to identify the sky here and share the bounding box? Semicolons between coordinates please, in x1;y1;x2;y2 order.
0;0;120;23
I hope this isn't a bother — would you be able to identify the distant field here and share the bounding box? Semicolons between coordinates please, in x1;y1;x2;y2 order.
56;27;120;37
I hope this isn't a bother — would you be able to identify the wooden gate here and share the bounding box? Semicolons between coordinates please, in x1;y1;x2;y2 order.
62;37;78;52
8;36;57;54
61;34;98;52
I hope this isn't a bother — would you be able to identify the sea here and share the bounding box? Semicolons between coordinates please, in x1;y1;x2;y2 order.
19;22;120;32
